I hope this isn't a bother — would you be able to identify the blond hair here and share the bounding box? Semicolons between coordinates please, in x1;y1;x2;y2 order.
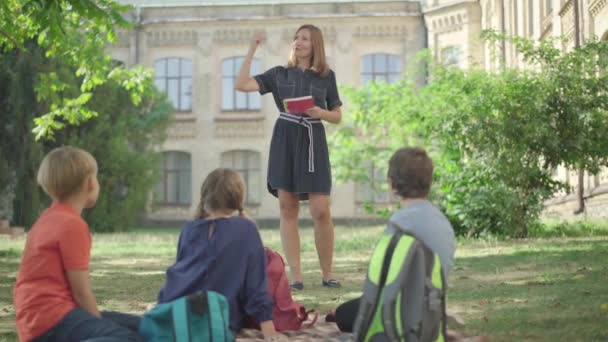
37;146;98;201
195;168;246;219
287;24;330;78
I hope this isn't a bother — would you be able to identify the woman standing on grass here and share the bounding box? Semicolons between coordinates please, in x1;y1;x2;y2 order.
235;24;342;290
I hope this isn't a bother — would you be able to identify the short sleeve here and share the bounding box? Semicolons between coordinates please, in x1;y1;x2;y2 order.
327;70;343;110
253;66;279;95
59;218;91;270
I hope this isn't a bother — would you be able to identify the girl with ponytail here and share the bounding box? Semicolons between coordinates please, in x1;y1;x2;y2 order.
158;168;284;340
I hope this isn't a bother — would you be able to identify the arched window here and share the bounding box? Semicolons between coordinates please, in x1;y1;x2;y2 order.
154;58;193;112
222;57;261;111
156;151;191;206
360;53;401;85
221;150;261;205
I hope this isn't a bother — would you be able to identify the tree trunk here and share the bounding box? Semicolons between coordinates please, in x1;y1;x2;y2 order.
575;169;585;215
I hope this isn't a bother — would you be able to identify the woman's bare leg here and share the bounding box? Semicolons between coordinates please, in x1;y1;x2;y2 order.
308;193;335;280
278;190;303;282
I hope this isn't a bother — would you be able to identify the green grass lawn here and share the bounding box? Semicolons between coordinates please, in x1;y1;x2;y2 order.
1;226;608;341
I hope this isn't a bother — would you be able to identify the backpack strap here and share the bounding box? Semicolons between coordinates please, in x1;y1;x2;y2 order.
301;309;319;329
419;249;448;342
439;263;448;341
382;236;423;342
207;292;230;342
171;297;191;342
353;231;403;341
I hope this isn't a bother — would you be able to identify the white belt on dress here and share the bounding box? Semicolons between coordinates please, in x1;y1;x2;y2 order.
278;112;322;173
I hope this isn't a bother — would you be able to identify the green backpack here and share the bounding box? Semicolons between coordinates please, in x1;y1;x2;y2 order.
139;291;233;342
353;230;447;342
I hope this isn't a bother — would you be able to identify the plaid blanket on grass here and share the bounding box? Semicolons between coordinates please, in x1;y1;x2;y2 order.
237;322;353;341
237;322;489;342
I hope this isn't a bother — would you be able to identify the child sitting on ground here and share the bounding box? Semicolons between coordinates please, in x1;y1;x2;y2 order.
157;168;286;341
13;146;141;342
329;147;457;334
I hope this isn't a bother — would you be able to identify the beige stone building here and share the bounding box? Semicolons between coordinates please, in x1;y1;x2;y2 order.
113;0;608;223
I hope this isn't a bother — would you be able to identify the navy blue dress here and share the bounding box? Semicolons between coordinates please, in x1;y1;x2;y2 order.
158;216;273;331
254;66;342;200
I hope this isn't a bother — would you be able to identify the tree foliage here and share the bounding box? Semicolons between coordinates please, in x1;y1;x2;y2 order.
0;41;172;231
0;0;152;139
330;35;608;237
57;80;172;232
0;41;47;225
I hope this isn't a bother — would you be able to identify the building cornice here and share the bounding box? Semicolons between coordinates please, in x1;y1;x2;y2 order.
427;11;469;33
589;0;607;17
353;24;409;38
147;30;198;47
122;0;418;7
213;29;253;43
558;0;574;17
422;0;478;15
140;20;414;49
138;12;422;25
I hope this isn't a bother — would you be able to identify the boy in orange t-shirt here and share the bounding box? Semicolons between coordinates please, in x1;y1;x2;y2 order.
13;146;141;342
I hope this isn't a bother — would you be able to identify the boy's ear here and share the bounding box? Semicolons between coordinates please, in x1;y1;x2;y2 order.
387;177;394;191
85;175;95;192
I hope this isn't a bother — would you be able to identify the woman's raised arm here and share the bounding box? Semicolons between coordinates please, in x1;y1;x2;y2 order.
235;31;266;92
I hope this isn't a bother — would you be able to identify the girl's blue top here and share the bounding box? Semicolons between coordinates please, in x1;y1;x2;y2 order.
158;216;273;331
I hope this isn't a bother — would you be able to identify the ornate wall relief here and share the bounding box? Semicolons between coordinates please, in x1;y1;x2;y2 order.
590;0;607;17
213;29;254;44
214;117;265;139
168;120;197;139
354;25;408;38
147;30;198;47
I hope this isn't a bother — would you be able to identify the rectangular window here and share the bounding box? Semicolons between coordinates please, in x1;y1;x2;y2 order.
441;46;462;67
156;152;192;206
221;57;261;111
360;54;401;86
153;58;193;112
221;150;261;205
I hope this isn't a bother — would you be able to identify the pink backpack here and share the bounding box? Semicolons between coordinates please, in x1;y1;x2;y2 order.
262;247;317;331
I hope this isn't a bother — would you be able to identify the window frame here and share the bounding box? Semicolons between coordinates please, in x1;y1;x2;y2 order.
360;53;401;86
221;57;262;112
440;46;462;67
220;150;262;205
156;151;192;207
154;57;193;113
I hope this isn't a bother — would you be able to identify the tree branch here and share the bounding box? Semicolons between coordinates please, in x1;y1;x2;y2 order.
0;29;22;51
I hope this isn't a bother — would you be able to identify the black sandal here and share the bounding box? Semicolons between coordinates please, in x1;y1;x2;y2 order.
290;281;304;291
322;279;341;288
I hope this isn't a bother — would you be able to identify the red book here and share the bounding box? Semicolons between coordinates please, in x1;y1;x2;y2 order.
283;95;314;114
